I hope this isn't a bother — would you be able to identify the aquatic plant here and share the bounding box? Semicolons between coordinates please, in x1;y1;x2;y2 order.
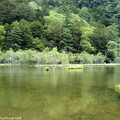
67;65;84;70
114;85;120;94
44;67;50;71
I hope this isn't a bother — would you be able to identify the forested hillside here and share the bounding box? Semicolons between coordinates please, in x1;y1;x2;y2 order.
0;0;120;63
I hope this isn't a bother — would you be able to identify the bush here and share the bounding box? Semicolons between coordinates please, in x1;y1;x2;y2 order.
0;48;106;64
93;52;105;64
79;51;93;64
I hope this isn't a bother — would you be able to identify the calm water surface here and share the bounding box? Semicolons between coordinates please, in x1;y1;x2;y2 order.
0;65;120;120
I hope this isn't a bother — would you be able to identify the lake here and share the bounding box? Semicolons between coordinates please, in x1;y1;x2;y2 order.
0;65;120;120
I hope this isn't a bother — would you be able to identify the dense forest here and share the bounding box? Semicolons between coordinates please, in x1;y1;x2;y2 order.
0;0;120;64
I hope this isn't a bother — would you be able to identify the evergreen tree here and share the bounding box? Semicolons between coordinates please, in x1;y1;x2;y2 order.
0;25;6;50
7;21;22;51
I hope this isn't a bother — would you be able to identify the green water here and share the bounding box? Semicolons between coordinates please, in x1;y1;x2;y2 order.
0;65;120;120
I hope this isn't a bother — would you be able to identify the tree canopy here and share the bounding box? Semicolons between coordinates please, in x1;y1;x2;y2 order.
0;0;120;63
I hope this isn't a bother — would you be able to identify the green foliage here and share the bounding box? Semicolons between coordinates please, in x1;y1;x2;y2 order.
93;52;106;64
79;7;92;22
44;67;50;71
3;20;35;51
7;21;23;51
107;24;119;42
29;1;41;10
0;25;6;49
19;49;38;64
2;49;18;63
44;10;65;33
75;51;105;64
107;41;117;49
14;2;36;21
106;41;117;62
68;65;84;69
68;52;76;64
81;40;95;53
0;0;17;24
114;85;120;94
45;47;61;64
90;26;109;54
79;51;93;64
29;21;43;38
32;37;45;51
0;49;105;64
60;51;69;64
0;50;4;63
0;0;119;63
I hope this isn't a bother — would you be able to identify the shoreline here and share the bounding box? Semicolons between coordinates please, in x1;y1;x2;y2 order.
0;63;120;67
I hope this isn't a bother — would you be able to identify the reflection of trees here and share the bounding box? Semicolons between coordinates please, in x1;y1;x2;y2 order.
57;69;82;98
0;67;12;106
88;66;118;103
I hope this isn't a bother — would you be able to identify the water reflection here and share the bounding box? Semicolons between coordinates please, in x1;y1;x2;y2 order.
0;65;120;120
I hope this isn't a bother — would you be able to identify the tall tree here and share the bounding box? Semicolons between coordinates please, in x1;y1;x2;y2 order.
0;25;6;50
6;21;23;51
0;0;17;24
